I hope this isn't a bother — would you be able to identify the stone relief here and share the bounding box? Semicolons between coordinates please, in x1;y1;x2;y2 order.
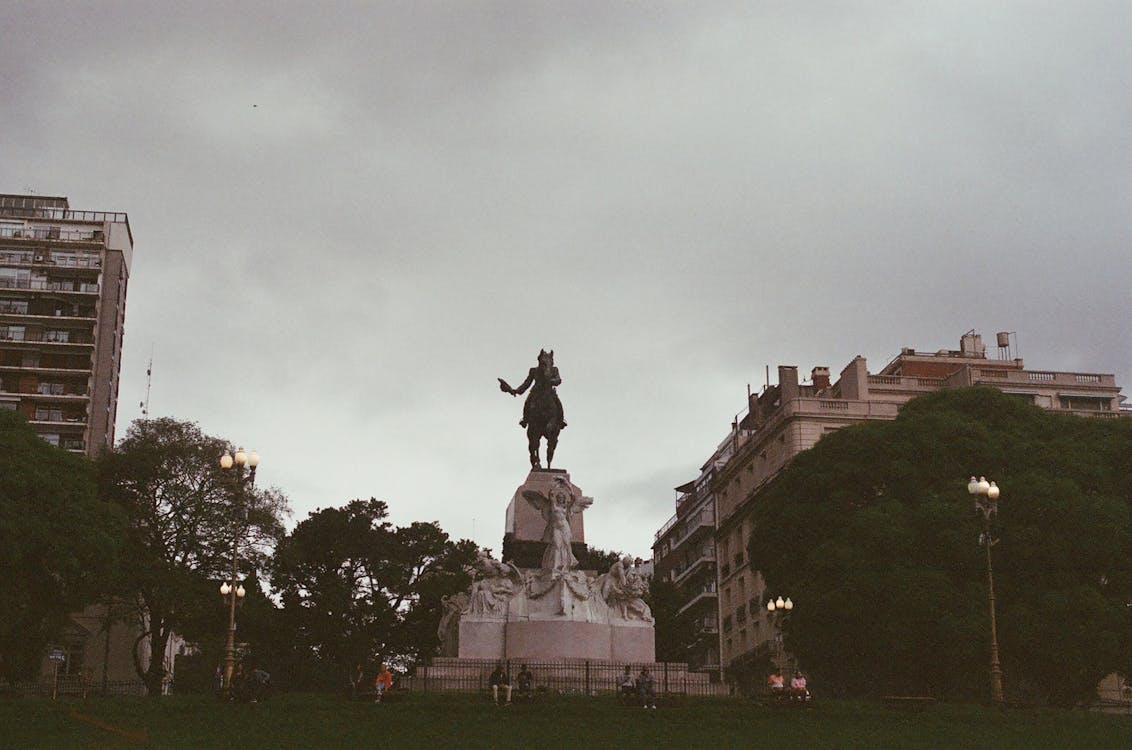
468;552;525;618
596;556;653;622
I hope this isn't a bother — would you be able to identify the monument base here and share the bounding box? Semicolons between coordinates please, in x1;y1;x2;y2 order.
459;616;655;663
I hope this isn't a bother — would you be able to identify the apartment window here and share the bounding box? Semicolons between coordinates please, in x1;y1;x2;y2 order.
0;325;25;341
44;330;71;343
41;433;60;446
0;402;16;411
0;268;30;287
34;408;63;421
0;299;27;313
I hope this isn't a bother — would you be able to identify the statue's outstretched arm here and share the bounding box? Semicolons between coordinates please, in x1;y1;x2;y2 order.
498;369;535;396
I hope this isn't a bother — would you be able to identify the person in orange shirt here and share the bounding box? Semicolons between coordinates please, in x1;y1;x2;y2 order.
767;669;786;698
374;663;394;702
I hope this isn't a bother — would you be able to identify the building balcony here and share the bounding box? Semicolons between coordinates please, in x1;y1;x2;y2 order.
867;374;947;393
0;279;99;294
0;226;106;243
970;367;1118;390
0;363;92;375
0;250;103;268
0;310;98;322
665;511;716;555
30;416;87;427
0;389;88;401
676;588;718;618
0;331;94;346
0;206;127;224
671;550;716;586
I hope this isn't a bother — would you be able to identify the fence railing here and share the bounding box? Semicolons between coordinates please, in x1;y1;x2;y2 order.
0;677;147;698
404;659;727;696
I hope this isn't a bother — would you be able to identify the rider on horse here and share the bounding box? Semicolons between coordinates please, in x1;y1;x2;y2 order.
498;350;567;468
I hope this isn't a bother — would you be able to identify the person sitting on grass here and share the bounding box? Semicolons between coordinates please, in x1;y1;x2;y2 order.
490;662;512;706
620;666;636;704
637;666;657;709
516;664;534;703
789;670;809;701
767;669;786;699
374;663;393;703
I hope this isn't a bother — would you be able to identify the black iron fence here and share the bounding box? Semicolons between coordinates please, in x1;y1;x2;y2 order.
402;659;727;697
0;677;147;698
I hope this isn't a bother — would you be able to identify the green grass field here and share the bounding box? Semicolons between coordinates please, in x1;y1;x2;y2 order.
3;692;1130;749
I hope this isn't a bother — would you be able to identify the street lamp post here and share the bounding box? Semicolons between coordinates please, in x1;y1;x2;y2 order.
765;595;794;664
968;475;1004;705
219;447;259;699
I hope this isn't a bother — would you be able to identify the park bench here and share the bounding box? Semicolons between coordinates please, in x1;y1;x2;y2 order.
881;696;936;710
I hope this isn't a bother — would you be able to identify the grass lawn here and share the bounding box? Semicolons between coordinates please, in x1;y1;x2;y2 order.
2;692;1130;749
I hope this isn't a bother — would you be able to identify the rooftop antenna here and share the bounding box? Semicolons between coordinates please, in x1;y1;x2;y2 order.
139;347;153;419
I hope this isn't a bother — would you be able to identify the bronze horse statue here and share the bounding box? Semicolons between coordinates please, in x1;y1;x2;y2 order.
498;349;567;469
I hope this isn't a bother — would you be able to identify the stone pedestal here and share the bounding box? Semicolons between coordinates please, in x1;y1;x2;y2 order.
459;616;656;662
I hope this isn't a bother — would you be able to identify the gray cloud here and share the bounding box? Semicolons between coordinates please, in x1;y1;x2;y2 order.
2;1;1129;556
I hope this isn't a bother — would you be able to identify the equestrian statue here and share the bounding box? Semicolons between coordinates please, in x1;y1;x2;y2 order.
498;349;567;469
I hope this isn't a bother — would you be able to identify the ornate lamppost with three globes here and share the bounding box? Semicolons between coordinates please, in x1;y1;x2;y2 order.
218;447;258;699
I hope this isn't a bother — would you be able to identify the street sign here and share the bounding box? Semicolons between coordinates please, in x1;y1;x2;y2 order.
48;648;66;662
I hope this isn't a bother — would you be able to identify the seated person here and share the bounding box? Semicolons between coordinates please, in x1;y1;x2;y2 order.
637;667;657;709
619;666;636;702
767;669;786;697
374;663;393;702
489;662;512;705
516;664;534;702
789;670;809;700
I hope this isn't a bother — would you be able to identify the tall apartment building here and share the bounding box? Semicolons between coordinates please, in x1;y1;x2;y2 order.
652;437;730;677
653;331;1129;683
0;194;133;456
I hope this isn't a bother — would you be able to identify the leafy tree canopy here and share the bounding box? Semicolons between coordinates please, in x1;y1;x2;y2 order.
747;387;1132;704
0;411;122;682
98;417;289;694
271;498;477;670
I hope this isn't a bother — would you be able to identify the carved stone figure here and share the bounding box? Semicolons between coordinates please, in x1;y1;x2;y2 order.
437;592;469;655
598;556;653;622
498;349;567;468
522;477;592;574
468;552;524;617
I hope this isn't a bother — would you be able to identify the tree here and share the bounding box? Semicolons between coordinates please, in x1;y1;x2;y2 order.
648;577;701;663
271;499;477;672
97;418;288;695
747;388;1132;704
0;411;121;683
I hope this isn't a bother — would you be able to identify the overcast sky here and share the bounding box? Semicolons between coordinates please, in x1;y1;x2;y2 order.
2;1;1130;558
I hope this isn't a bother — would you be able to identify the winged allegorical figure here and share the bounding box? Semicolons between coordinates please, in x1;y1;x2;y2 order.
522;476;592;574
